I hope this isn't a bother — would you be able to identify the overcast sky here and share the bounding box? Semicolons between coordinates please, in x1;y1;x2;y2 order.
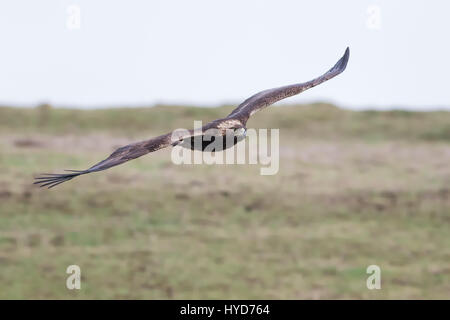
0;0;448;110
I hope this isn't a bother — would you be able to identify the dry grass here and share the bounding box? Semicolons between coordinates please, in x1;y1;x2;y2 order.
0;104;449;299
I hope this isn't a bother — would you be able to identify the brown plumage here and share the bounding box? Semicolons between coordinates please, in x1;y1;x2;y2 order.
34;47;349;188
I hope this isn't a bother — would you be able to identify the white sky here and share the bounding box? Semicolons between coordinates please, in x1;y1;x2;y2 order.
0;0;448;110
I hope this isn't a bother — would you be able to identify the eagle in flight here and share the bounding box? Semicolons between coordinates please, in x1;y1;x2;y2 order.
35;47;349;188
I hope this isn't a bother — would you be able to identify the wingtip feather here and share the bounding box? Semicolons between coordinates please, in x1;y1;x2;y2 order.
338;47;350;72
33;170;87;189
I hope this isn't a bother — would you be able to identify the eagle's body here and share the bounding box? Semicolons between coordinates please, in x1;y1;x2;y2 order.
175;127;247;152
35;48;349;188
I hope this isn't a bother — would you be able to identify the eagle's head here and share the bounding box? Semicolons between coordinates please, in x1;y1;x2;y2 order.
233;127;247;138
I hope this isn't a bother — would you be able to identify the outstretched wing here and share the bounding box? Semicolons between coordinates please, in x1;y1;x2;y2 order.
34;133;174;188
34;125;214;189
227;47;349;123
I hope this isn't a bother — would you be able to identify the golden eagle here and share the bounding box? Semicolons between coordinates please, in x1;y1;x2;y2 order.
35;47;349;188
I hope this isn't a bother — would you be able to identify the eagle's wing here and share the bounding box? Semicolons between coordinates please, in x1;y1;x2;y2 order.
34;129;200;188
227;47;349;123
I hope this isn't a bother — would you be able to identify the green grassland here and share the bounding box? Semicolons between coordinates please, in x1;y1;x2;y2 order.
0;103;449;299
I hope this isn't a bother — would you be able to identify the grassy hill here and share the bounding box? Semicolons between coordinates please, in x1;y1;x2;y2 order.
1;103;449;141
0;104;448;299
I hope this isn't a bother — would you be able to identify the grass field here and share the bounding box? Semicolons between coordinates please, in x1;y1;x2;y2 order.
0;103;449;299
